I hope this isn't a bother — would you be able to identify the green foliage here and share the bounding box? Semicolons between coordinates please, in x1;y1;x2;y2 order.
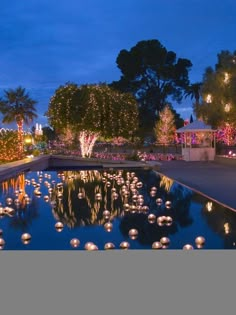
196;50;236;128
0;130;19;162
110;39;192;130
46;83;139;140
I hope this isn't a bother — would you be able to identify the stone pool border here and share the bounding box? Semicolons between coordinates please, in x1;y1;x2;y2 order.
0;154;161;182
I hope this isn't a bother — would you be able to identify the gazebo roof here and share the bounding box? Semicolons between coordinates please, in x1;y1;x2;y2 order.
176;120;216;133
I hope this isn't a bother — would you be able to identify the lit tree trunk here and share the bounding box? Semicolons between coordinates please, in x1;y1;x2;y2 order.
79;130;99;158
17;120;24;157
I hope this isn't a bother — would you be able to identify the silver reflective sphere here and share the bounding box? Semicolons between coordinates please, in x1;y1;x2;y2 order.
152;241;163;249
70;238;80;248
104;242;115;250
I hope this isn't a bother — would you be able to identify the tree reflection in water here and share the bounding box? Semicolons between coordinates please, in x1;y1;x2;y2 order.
0;173;39;231
201;200;236;249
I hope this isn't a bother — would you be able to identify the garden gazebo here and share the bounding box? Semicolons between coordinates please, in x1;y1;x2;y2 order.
176;120;216;161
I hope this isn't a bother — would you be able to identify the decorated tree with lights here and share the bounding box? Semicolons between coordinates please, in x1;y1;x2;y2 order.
0;129;19;162
154;105;176;148
46;83;138;157
195;51;236;141
0;87;38;157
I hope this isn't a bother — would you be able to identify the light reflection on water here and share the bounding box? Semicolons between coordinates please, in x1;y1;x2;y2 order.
0;168;236;250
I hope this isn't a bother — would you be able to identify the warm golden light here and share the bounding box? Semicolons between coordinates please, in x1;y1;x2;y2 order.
206;94;212;103
224;103;231;112
206;201;213;212
224;72;230;84
224;223;230;234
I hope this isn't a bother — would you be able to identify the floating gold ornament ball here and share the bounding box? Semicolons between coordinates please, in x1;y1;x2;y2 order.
0;238;5;249
103;210;111;220
120;241;130;249
104;222;113;232
148;214;156;224
84;242;98;251
128;229;138;240
165;216;173;226
183;244;194;250
156;198;163;205
25;197;31;204
160;237;170;245
77;192;84;199
70;238;80;248
136;182;143;189
4;207;15;216
141;205;149;213
55;221;64;232
112;192;119;200
152;241;163;249
157;216;166;226
14;198;20;205
95;193;102;201
6;197;13;205
130;205;137;214
165;201;172;209
21;233;31;245
104;242;115;250
195;236;205;247
150;191;156;197
44;195;49;202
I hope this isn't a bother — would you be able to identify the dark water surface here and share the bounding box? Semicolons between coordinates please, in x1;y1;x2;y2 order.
0;168;236;250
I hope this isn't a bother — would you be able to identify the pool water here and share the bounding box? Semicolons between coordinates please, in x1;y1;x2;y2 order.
0;168;236;250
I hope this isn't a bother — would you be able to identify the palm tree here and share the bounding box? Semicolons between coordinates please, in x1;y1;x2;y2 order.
0;86;38;156
184;82;202;105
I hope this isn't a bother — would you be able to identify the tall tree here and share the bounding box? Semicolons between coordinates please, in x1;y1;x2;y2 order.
184;82;202;114
110;39;192;131
0;86;38;156
46;83;138;157
195;50;236;129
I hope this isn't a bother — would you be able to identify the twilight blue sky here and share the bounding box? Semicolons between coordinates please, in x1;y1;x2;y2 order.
0;0;236;128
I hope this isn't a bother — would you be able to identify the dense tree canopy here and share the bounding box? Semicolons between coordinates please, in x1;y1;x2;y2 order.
110;39;192;130
195;50;236;129
46;83;139;156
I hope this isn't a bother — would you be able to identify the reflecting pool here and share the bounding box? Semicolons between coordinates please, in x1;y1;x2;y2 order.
0;168;236;250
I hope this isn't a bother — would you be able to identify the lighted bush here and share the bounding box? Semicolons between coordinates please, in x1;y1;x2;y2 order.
0;129;19;162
